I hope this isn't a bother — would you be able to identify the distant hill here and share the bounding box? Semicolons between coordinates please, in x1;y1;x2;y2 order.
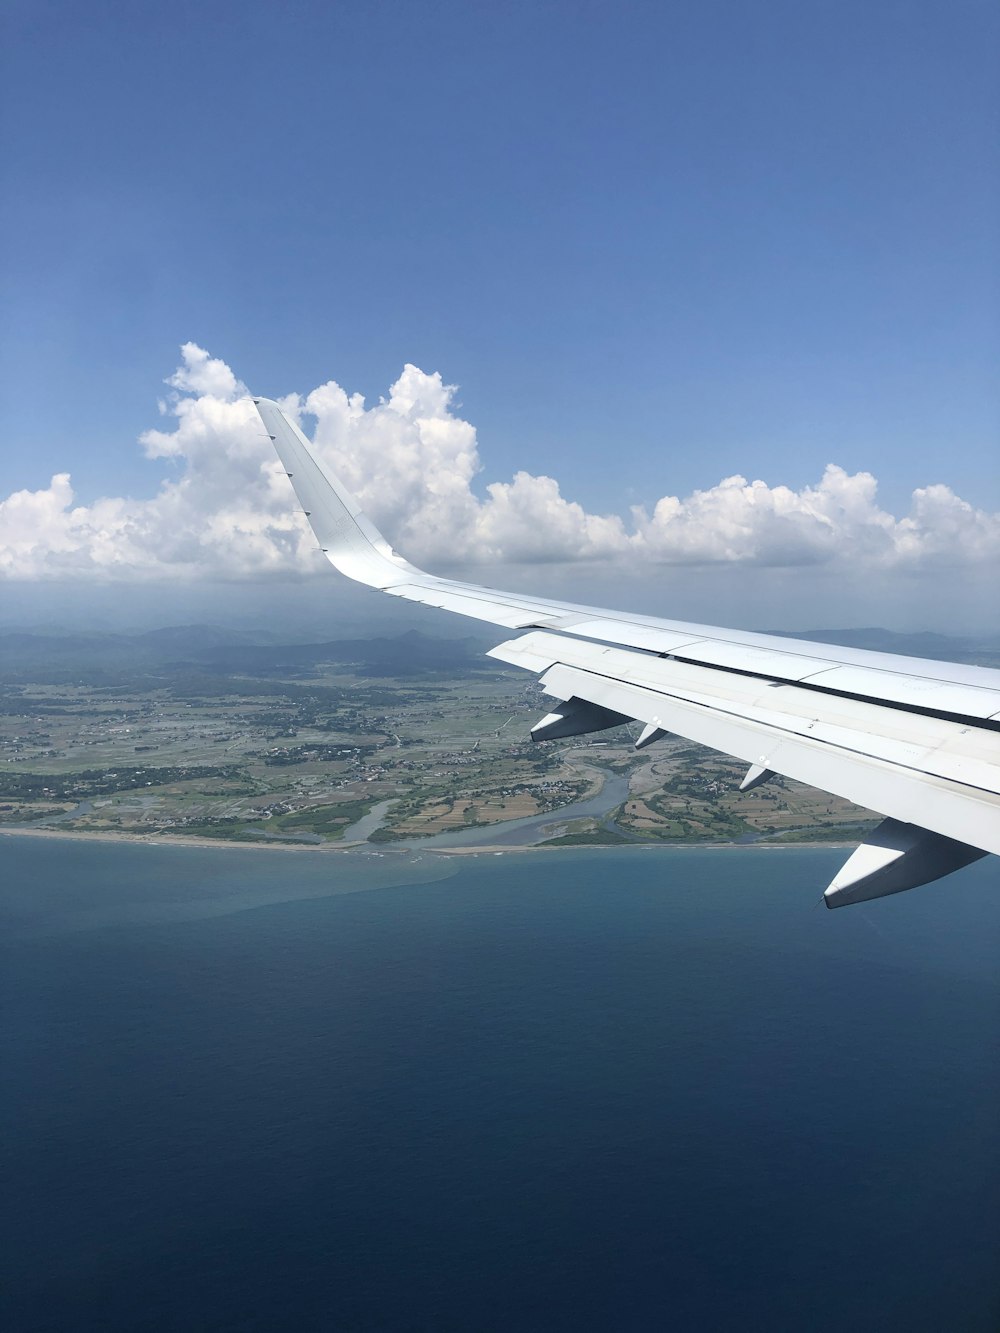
0;625;277;677
764;627;1000;666
1;623;997;682
0;625;495;680
198;628;493;677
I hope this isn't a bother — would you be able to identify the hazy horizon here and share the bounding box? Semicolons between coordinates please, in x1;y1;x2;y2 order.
3;559;998;641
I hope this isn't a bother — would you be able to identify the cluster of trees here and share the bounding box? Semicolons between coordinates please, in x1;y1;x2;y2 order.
0;764;244;800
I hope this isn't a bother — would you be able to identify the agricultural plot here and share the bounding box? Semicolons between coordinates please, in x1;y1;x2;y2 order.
0;628;911;846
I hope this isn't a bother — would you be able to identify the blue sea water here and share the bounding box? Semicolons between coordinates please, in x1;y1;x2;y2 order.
1;837;998;1332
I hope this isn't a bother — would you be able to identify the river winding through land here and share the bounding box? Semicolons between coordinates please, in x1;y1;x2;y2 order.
341;762;631;850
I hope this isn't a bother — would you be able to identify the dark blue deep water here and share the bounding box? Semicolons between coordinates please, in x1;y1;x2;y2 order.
2;838;998;1332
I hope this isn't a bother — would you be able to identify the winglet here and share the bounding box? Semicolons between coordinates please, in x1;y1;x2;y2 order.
253;397;422;589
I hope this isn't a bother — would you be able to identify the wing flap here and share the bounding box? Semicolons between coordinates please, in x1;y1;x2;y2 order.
492;629;1000;802
533;658;1000;856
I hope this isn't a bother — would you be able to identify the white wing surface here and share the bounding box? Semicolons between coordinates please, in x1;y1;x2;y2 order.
254;397;1000;907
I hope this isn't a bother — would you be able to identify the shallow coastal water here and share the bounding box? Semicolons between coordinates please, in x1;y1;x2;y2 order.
2;837;998;1331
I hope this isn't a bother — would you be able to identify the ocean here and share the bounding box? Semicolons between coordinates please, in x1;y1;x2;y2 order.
2;837;998;1331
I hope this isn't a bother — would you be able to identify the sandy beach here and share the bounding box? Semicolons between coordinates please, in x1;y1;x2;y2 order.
0;824;857;855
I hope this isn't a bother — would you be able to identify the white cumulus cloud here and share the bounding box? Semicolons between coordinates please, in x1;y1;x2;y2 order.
1;342;998;583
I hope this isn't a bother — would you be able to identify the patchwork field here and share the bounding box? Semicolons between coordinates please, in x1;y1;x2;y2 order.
5;625;990;847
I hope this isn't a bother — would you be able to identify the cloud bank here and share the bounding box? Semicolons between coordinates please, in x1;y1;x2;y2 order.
2;342;998;583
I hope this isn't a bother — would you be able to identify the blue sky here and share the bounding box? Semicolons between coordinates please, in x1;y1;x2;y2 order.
1;0;997;629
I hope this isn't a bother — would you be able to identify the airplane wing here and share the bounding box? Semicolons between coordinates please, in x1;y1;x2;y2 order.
253;397;1000;908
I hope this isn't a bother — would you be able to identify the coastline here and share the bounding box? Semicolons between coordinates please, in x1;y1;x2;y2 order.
0;824;859;855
